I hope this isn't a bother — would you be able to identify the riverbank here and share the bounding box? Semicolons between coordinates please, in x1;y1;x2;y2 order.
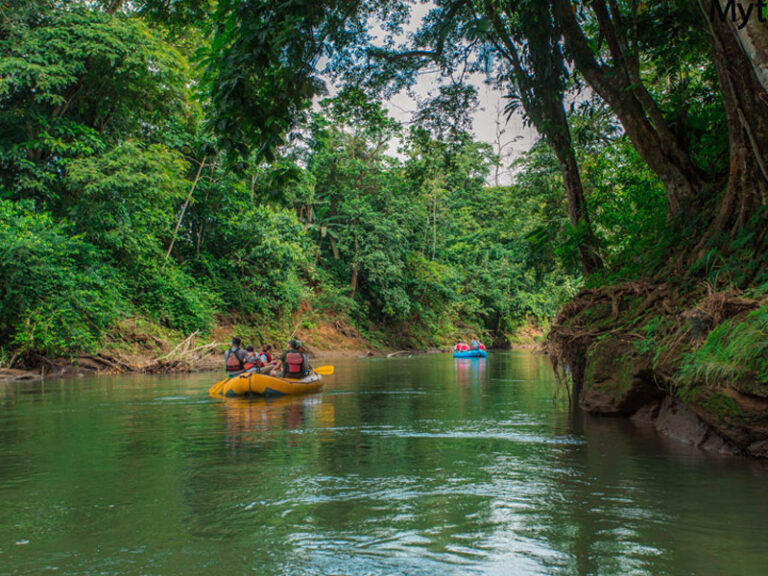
0;347;450;384
548;279;768;458
0;322;381;384
0;312;543;384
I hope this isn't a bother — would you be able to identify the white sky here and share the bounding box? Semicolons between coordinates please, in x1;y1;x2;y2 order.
366;3;538;185
382;72;538;185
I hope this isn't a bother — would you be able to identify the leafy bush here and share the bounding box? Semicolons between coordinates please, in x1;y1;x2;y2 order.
218;206;311;318
0;200;127;355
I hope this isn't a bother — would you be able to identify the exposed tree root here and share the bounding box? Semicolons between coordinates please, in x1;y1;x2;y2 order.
546;280;761;404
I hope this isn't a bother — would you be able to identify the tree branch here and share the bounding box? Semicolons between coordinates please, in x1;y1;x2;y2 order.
366;0;470;65
365;48;439;62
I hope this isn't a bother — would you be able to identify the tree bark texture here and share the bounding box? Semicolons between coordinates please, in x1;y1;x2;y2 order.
553;0;708;217
700;0;768;232
484;0;603;274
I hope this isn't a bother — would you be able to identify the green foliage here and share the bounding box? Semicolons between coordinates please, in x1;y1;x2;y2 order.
200;0;364;160
65;142;186;259
0;200;127;355
0;2;215;355
677;306;768;392
137;262;217;333
0;3;194;206
575;127;668;268
3;0;760;368
63;141;217;333
220;206;311;317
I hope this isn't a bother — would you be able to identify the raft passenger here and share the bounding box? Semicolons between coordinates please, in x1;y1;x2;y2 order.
455;341;470;352
243;346;261;373
272;339;311;379
225;337;248;376
260;344;279;372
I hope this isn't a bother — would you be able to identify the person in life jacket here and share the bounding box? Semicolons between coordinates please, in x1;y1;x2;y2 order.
243;346;261;373
259;344;279;372
277;339;311;379
455;341;470;352
470;339;480;350
478;341;486;351
225;337;247;376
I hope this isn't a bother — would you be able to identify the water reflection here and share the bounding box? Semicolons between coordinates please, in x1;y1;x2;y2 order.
223;395;336;448
454;358;486;389
1;354;768;575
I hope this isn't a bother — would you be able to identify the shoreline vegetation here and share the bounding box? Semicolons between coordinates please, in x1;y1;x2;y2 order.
0;318;546;385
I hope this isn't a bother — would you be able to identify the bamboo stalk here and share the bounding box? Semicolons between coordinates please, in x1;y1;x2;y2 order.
165;158;206;263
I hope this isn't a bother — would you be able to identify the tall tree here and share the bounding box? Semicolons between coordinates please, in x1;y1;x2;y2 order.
481;0;603;273
698;0;768;232
550;0;710;217
552;0;768;233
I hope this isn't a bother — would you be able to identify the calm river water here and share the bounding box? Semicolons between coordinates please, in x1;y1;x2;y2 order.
1;352;767;575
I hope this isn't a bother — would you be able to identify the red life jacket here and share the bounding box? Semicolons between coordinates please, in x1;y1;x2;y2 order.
243;357;258;370
248;353;265;370
226;348;244;371
263;352;272;363
285;351;305;374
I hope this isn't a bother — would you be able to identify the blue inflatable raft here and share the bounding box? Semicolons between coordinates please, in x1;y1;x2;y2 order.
452;349;488;359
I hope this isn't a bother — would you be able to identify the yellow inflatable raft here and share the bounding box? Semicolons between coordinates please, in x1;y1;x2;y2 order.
210;372;323;398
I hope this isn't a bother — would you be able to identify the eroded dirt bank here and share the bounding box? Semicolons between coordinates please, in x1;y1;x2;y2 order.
0;319;438;384
547;281;768;458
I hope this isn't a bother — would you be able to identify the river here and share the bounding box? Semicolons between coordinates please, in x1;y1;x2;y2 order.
1;352;767;575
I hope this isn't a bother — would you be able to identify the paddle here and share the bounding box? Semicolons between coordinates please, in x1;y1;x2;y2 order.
313;365;334;375
209;377;229;397
209;371;246;397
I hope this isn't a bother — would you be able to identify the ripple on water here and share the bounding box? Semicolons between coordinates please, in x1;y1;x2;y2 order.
4;355;768;576
357;424;585;446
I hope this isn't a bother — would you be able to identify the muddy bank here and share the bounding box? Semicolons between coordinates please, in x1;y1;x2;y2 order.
0;317;382;384
0;348;222;384
0;311;531;384
0;337;432;385
0;348;446;384
548;280;768;458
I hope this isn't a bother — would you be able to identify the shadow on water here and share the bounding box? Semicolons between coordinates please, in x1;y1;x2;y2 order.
1;352;768;575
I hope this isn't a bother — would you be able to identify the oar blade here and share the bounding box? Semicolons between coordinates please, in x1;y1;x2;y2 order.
313;365;334;375
209;378;227;397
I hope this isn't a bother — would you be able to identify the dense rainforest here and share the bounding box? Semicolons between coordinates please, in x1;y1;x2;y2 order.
1;1;767;453
0;0;581;361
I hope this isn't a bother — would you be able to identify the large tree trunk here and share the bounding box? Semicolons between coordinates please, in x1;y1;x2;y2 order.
701;0;768;232
547;100;604;274
553;0;708;217
730;6;768;93
484;1;602;274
